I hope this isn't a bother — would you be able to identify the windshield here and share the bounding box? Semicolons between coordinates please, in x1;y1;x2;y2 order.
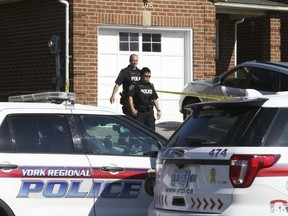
169;105;260;147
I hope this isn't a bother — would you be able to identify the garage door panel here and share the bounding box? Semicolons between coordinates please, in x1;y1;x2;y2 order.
98;97;122;114
151;78;161;86
162;32;184;55
97;91;122;112
162;77;183;91
98;77;117;100
157;92;179;100
162;80;182;100
118;54;133;70
162;56;183;78
98;78;121;112
98;30;119;53
141;55;162;77
98;54;118;76
160;100;182;121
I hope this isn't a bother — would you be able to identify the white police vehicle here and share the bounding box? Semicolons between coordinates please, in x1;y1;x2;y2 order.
149;93;288;216
0;92;167;216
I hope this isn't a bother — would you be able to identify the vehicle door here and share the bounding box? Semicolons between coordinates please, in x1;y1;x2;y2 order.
246;67;280;95
73;113;161;216
0;110;95;216
208;66;253;98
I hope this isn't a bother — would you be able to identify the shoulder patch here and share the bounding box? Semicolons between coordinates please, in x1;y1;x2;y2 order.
129;84;135;90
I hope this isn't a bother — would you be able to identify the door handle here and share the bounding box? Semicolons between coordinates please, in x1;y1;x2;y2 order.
174;149;185;156
0;164;18;170
100;166;124;172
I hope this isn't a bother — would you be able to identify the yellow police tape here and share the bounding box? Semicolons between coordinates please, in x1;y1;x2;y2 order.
156;90;232;100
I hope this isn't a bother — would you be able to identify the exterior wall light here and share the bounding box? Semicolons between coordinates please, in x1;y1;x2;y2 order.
143;0;148;7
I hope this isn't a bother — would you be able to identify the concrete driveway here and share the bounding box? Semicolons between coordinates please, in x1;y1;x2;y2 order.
156;121;182;139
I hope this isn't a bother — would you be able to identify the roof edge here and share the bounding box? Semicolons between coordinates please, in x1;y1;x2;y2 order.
215;2;288;11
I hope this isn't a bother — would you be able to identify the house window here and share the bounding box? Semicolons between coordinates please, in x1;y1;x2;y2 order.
142;33;161;52
119;32;162;52
119;32;139;51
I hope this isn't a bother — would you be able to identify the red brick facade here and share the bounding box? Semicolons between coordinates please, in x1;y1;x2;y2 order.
0;0;287;104
72;0;216;104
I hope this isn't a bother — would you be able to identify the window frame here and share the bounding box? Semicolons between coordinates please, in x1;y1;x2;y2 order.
7;114;79;154
77;114;160;156
119;32;162;53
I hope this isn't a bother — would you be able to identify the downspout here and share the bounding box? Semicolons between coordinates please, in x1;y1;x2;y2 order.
58;0;70;92
234;18;244;66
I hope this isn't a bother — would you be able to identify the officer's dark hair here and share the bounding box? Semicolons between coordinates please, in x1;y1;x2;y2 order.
140;67;151;76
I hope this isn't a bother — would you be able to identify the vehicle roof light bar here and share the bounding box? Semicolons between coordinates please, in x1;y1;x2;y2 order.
8;92;76;104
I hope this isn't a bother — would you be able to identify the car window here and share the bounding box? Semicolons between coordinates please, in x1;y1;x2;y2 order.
0;118;14;152
80;115;159;156
248;68;279;92
9;115;75;153
280;74;288;91
222;66;251;88
169;105;259;147
263;109;288;146
239;108;277;146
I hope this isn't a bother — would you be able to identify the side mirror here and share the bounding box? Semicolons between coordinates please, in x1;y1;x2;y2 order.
212;76;220;84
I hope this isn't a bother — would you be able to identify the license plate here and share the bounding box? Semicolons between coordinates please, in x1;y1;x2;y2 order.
170;169;190;188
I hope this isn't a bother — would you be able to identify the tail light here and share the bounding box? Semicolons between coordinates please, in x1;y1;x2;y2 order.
230;154;280;188
156;160;163;181
155;159;163;184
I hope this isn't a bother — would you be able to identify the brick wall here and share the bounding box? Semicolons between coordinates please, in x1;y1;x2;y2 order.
238;18;266;62
268;16;281;62
1;0;287;104
278;0;288;61
0;0;66;101
216;14;235;74
72;0;216;105
237;15;281;63
217;13;284;74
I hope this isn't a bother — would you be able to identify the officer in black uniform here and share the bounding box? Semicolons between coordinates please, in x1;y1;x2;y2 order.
128;67;161;130
110;54;141;115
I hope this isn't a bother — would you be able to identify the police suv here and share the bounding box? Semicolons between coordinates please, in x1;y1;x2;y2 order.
149;93;288;216
0;92;167;216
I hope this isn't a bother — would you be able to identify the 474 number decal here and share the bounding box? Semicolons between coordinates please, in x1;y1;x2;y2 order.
208;149;227;158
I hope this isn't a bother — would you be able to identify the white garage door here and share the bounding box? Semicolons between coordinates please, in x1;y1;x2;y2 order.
98;27;192;123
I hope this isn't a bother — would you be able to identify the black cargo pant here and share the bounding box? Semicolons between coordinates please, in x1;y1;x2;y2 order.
135;109;156;130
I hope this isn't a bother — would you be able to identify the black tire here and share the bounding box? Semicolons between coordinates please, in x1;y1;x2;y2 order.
0;199;15;216
182;98;200;120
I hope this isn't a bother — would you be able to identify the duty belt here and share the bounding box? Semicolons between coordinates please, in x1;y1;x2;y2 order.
136;105;153;112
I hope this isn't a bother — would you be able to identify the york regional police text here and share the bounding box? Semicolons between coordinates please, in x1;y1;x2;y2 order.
15;167;144;199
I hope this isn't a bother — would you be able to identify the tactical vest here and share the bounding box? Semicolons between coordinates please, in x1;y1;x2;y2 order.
120;69;140;105
123;69;140;95
134;83;154;112
130;70;141;83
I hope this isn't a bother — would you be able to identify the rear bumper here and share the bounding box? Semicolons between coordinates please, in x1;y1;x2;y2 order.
148;195;279;216
149;204;220;216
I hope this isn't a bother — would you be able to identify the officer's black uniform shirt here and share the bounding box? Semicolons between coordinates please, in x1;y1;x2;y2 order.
115;65;140;95
128;80;158;109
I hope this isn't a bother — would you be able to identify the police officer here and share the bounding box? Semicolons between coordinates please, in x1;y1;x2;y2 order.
128;67;161;130
110;54;141;115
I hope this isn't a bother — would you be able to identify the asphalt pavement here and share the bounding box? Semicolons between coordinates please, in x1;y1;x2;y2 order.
155;121;182;139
